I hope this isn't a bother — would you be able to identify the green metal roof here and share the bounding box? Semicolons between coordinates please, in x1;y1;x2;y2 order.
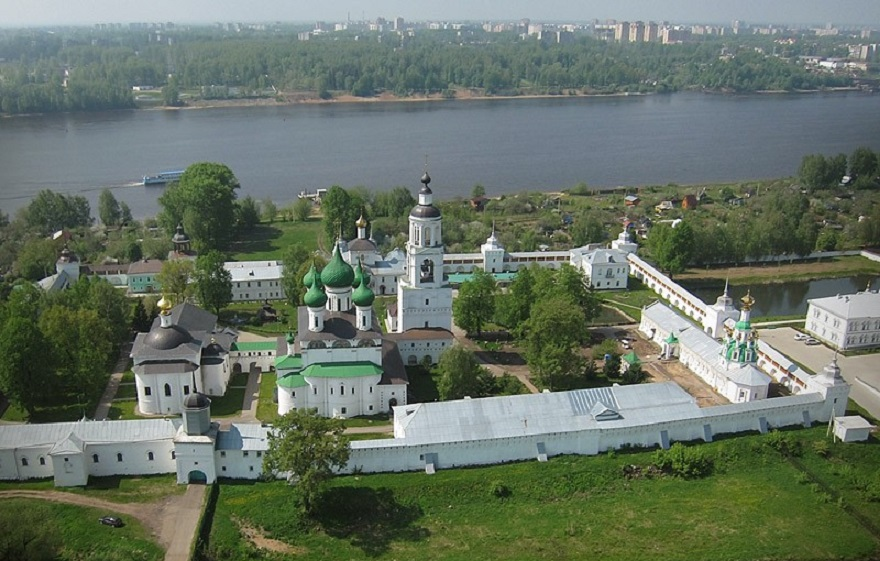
622;351;640;364
664;333;679;344
300;361;383;379
231;341;277;352
352;279;375;307
277;374;308;389
448;272;518;284
275;354;303;371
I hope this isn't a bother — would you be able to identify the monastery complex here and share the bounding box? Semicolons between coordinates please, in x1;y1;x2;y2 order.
2;173;877;486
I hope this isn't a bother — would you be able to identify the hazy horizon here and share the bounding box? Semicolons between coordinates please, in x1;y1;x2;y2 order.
3;0;879;28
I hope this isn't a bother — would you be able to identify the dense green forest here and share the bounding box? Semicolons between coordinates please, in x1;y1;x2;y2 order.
0;25;857;114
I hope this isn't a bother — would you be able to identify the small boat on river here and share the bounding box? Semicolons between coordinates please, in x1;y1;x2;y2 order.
142;170;184;185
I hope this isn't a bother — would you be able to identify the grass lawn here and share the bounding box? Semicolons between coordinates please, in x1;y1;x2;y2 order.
107;399;139;420
346;432;394;441
115;383;138;399
0;498;163;561
121;369;136;383
2;399;100;423
341;415;392;429
0;474;184;503
227;219;322;261
209;387;245;417
588;304;633;326
256;372;278;424
203;427;880;561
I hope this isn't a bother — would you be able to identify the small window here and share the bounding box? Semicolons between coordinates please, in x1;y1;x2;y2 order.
222;466;227;472
21;457;28;467
249;466;254;472
220;451;226;458
148;452;154;461
144;386;152;396
341;407;347;414
184;385;190;395
93;454;99;463
256;451;262;458
243;451;249;457
171;451;176;460
369;405;373;411
425;299;429;306
117;453;123;462
39;457;46;466
164;383;172;397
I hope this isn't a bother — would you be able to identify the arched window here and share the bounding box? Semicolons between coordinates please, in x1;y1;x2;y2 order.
117;453;123;462
164;383;172;397
39;457;46;466
147;451;154;461
171;451;176;460
21;457;28;467
92;454;99;463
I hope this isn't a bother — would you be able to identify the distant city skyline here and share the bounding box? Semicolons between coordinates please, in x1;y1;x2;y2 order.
3;0;880;27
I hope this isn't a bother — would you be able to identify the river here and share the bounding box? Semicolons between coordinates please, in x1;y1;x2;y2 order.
687;275;880;318
1;92;879;218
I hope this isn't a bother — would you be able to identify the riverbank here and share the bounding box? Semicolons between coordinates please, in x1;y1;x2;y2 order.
676;255;880;286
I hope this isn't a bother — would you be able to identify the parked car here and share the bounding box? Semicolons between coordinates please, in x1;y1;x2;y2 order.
805;338;821;346
793;333;807;341
99;516;124;527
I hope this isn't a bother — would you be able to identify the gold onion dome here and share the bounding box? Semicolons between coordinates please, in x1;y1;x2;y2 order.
157;294;173;313
740;291;755;311
355;214;368;229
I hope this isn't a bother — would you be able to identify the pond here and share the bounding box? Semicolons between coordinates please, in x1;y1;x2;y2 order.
685;275;880;318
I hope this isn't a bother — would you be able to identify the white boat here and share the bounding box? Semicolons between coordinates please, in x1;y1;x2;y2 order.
142;170;184;185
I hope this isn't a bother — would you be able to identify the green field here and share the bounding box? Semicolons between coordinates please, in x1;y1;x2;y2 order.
0;474;184;503
228;219;322;261
0;498;163;561
256;372;278;423
201;427;880;561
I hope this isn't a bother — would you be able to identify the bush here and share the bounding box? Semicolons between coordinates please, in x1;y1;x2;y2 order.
764;430;803;457
811;439;830;458
489;480;512;500
652;442;714;479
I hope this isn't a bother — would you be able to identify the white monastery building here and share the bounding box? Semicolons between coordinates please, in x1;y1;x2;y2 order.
806;288;880;351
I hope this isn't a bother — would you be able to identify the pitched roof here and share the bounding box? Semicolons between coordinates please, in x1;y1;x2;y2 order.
808;290;880;320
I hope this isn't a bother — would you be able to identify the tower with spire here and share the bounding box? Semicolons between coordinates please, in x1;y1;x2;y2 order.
721;291;759;365
702;279;739;339
395;169;452;332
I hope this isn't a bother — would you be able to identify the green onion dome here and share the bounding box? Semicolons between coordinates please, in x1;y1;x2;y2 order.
302;263;320;288
352;279;375;307
303;279;328;308
352;262;363;289
320;244;355;288
285;331;295;344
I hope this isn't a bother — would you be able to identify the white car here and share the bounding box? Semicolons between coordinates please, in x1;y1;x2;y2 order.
805;338;821;346
793;333;807;341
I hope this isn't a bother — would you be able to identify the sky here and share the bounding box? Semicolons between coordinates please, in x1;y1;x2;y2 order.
2;0;879;27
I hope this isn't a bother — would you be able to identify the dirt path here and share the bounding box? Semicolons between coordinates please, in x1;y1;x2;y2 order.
0;484;207;559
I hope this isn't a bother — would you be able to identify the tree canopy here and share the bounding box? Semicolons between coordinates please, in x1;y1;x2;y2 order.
157;162;240;252
437;345;494;400
263;408;350;514
452;268;497;337
193;251;233;315
647;221;695;279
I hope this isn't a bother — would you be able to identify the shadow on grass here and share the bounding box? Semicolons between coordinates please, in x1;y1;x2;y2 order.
227;225;284;255
313;486;429;557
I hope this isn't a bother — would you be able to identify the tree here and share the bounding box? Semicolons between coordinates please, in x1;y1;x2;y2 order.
571;213;606;246
24;190;92;234
471;184;486;198
603;353;622;379
98;188;121;227
263;408;350;514
320;186;364;241
235;195;261;231
0;317;54;415
192;250;233;315
157;259;194;305
131;298;151;332
621;362;647;385
281;243;312;307
648;221;695;279
157;162;240;252
850;147;877;179
40;306;113;405
373;187;415;218
162;75;181;107
119;201;133;226
437;345;494;400
452;268;497;337
13;237;56;280
494;265;538;332
522;294;587;391
261;198;278;223
292;197;312;222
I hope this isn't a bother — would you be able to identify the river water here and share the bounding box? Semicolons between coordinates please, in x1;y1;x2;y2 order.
687;275;880;318
1;92;879;218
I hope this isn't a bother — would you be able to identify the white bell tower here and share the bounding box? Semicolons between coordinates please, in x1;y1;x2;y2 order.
396;171;452;332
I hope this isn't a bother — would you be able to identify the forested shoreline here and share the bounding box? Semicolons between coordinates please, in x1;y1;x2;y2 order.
0;25;857;115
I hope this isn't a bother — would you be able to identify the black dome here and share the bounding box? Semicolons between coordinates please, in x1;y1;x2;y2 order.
183;392;211;409
410;205;442;219
144;324;193;350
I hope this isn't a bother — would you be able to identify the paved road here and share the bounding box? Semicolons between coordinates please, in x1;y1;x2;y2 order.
162;484;207;561
759;326;880;420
